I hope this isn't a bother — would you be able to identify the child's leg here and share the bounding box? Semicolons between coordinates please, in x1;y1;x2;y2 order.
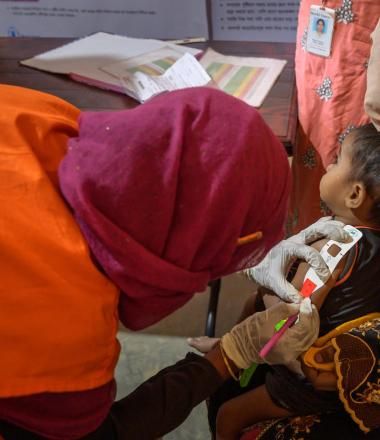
215;384;292;440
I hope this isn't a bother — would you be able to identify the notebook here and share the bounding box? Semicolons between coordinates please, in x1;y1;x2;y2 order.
21;32;202;95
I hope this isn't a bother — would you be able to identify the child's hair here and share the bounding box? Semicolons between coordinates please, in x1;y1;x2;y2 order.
349;123;380;225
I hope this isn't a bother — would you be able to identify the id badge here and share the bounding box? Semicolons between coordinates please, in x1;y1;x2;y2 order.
306;5;336;57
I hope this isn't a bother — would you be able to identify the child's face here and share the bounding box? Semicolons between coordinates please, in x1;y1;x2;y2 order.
319;135;355;216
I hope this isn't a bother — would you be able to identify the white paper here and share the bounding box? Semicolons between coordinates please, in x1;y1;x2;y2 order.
0;0;208;40
121;53;211;102
101;46;188;79
199;49;286;107
20;32;202;93
212;1;301;43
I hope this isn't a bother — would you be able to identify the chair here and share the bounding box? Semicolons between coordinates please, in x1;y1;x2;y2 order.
205;279;222;337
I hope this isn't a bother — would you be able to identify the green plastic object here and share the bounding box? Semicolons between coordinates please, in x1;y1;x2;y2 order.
239;318;289;388
239;362;258;388
275;318;288;332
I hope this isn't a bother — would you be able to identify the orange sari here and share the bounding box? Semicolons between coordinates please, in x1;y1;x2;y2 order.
0;85;119;397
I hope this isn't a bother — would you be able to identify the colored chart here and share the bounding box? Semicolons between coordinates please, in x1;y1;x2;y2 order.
127;56;178;76
206;62;265;100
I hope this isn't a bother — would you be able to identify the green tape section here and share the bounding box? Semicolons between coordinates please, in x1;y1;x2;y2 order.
240;363;258;388
275;318;288;332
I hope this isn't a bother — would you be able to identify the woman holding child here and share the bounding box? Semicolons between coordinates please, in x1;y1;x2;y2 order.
1;82;378;439
206;123;380;440
207;4;380;440
0;6;379;440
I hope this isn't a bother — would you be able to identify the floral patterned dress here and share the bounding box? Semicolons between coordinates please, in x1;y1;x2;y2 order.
288;0;380;234
241;316;380;439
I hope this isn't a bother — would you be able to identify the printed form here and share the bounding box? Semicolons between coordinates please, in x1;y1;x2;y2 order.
120;53;211;102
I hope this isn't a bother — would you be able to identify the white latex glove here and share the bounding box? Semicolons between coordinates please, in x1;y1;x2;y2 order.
221;298;319;370
244;217;351;303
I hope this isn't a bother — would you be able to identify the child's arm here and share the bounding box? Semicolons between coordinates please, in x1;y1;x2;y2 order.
291;238;346;309
263;238;347;310
282;239;343;391
260;239;344;393
292;239;345;391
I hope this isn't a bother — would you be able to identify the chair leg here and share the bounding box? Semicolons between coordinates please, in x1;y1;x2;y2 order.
205;279;221;337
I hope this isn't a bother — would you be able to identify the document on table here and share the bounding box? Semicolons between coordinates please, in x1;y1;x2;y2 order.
118;53;211;102
20;32;202;94
101;46;189;78
199;49;287;107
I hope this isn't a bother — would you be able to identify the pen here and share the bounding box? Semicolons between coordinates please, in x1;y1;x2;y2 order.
259;274;318;358
237;231;263;246
168;37;207;45
259;313;298;358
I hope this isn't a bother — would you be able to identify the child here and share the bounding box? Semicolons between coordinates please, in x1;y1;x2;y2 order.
190;123;380;440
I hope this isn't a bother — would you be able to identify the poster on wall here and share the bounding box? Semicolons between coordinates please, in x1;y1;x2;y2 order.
211;1;301;42
0;0;209;39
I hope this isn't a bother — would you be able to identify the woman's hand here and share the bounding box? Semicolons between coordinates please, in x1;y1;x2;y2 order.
220;298;319;369
244;217;351;303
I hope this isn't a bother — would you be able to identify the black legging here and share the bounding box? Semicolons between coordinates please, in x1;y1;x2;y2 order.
2;353;380;440
0;353;222;440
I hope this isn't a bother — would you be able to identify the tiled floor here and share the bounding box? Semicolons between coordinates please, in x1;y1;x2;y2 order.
116;273;257;439
115;332;210;439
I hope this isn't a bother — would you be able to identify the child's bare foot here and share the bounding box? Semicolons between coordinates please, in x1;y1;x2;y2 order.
187;336;220;353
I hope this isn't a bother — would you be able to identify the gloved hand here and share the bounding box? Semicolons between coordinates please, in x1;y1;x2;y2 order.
221;298;319;369
244;217;351;303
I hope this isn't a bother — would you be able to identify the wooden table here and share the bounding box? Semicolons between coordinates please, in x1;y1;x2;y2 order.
0;37;297;151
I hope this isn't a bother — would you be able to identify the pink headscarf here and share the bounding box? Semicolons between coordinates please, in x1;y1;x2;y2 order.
59;87;291;330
